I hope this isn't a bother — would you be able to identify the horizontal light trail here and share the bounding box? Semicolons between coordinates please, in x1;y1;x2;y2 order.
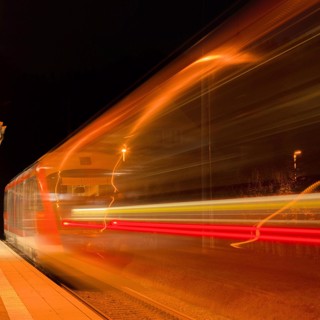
108;221;320;245
61;219;320;246
71;193;320;218
63;217;320;226
62;220;105;229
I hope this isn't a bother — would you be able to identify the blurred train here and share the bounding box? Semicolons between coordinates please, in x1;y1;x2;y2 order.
3;0;320;298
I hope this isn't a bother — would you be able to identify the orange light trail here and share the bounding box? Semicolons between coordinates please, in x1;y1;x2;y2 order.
231;180;320;248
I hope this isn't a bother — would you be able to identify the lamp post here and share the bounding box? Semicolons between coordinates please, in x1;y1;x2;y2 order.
0;122;6;145
121;145;127;162
293;150;302;181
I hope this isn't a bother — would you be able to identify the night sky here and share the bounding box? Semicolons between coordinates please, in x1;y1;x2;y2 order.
0;1;249;191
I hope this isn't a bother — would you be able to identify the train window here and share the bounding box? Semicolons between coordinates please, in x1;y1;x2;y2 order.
20;177;40;234
6;189;15;228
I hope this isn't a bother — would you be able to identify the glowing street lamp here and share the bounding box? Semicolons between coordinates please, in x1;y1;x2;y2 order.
293;150;302;181
121;146;127;162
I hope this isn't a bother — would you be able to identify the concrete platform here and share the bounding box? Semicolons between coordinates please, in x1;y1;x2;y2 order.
0;240;103;320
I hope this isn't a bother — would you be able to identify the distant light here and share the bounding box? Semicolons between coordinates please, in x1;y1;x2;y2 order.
294;150;302;156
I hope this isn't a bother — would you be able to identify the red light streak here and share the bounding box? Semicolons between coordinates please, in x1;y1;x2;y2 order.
107;220;320;246
61;219;320;245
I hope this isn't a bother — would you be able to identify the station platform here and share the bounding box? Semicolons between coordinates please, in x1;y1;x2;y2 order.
0;240;103;320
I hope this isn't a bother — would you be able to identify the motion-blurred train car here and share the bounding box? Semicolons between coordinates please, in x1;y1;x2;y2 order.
4;0;320;263
3;0;320;318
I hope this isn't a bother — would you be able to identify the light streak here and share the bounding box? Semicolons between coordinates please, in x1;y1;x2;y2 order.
64;191;320;247
64;219;318;246
195;55;222;63
70;192;320;217
100;145;127;232
231;180;320;248
62;220;104;229
127;50;255;138
102;220;320;246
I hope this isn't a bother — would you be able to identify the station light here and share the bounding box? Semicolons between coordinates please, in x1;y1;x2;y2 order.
293;150;302;181
121;145;127;161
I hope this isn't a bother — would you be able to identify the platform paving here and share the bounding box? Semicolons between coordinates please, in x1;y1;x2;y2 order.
0;240;103;320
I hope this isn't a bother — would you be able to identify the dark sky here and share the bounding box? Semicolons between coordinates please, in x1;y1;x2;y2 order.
0;0;249;186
